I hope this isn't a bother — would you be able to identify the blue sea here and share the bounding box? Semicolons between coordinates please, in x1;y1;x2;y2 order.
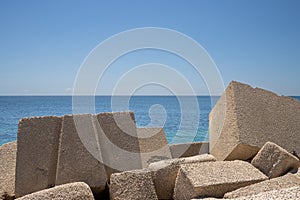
1;96;299;146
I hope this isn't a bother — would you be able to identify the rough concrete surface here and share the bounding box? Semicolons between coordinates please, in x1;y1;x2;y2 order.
148;154;216;200
169;142;209;158
251;142;300;178
0;141;17;200
15;182;95;200
210;81;300;161
110;169;158;200
173;160;267;199
224;172;300;198
15;116;62;197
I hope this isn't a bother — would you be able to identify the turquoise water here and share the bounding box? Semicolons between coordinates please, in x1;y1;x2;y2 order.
0;96;299;146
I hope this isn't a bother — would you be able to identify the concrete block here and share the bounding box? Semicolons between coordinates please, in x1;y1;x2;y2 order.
55;114;107;193
137;127;172;168
148;154;216;200
173;160;267;199
169;142;209;158
16;182;94;200
210;81;300;161
251;142;300;178
110;169;158;200
15;116;62;197
96;112;142;177
224;172;300;198
0;141;17;200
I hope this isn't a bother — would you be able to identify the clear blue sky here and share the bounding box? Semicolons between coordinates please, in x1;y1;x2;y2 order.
0;0;300;95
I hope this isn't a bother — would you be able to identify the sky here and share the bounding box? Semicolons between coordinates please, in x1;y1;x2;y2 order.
0;0;300;96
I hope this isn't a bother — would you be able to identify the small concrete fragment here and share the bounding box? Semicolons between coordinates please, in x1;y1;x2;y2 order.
110;169;158;200
16;182;94;200
137;127;172;168
96;112;143;177
234;186;300;200
15;116;62;197
148;154;216;200
0;141;17;200
224;172;300;198
56;114;107;193
169;142;209;158
251;142;300;178
210;81;300;161
173;160;267;199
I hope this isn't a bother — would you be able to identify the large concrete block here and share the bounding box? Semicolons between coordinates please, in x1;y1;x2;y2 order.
137;127;172;168
55;114;107;193
173;160;267;199
210;81;300;161
96;112;142;177
224;172;300;198
148;154;216;200
0;141;17;200
15;116;62;197
233;186;300;200
251;142;300;178
16;182;94;200
110;169;158;200
169;142;209;158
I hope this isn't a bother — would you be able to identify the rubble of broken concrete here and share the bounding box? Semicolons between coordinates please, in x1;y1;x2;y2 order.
1;81;300;200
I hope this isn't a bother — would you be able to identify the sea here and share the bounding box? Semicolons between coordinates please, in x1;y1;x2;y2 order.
1;96;299;146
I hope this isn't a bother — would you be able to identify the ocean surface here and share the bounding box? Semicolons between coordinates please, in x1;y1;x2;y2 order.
1;96;299;146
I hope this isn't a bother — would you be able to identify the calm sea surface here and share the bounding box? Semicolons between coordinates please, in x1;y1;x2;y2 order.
0;96;299;146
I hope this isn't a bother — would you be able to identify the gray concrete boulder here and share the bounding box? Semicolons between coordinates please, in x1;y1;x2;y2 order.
224;172;300;198
169;142;209;158
210;81;300;161
96;112;143;177
251;142;300;178
0;141;17;200
15;116;62;197
234;186;300;200
16;182;94;200
173;160;267;199
110;169;158;200
55;114;107;193
137;127;172;168
148;154;216;200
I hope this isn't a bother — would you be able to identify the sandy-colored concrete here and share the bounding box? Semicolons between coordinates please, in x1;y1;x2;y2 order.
234;186;300;200
0;141;17;200
96;112;143;177
169;142;209;158
16;182;94;200
210;81;300;161
173;160;267;199
251;142;300;178
110;169;158;200
55;114;107;193
137;127;172;168
224;172;300;198
15;116;62;197
148;154;216;200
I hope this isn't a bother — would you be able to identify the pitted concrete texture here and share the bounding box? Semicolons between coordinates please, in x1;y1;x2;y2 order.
210;81;300;161
234;186;300;200
55;114;107;193
15;116;62;197
148;154;216;200
110;169;158;200
0;141;17;200
16;182;94;200
170;142;209;158
137;127;172;168
173;160;267;199
224;172;300;198
96;112;143;177
251;142;300;178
